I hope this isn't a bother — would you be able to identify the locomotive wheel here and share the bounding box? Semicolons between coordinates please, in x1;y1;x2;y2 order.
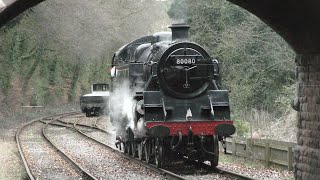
86;111;90;117
144;141;151;163
131;142;137;157
120;142;125;153
210;135;219;167
155;138;164;168
126;142;132;155
138;142;143;160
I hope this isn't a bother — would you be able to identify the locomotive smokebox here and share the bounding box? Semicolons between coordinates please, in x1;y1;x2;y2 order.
169;23;190;41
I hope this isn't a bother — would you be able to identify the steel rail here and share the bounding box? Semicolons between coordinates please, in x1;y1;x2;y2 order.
15;112;79;180
92;116;106;129
72;117;185;180
56;117;111;135
16;118;40;180
176;154;255;180
19;112;254;180
214;167;255;180
42;113;98;180
73;115;256;180
45;117;182;179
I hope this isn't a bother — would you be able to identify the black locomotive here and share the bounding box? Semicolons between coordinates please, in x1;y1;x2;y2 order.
110;24;235;168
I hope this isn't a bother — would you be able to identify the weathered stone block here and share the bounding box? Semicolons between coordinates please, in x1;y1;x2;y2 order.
309;72;320;81
298;73;309;81
295;145;320;160
298;137;320;149
297;66;309;72
309;66;320;72
298;97;307;103
299;121;320;131
298;129;320;139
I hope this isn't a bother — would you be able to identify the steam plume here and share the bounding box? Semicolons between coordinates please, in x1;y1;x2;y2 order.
108;80;135;137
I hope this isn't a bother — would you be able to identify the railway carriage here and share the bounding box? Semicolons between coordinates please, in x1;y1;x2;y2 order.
80;83;110;117
111;24;235;167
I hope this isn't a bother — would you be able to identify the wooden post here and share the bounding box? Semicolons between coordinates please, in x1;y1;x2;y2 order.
288;146;293;171
232;139;236;155
265;142;271;166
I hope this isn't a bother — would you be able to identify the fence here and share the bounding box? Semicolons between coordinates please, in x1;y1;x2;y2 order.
21;106;44;113
222;137;296;170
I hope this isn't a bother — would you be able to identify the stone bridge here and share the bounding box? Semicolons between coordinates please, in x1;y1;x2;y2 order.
1;0;320;179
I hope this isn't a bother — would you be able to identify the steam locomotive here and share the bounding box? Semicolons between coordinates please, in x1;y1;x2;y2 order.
110;24;235;168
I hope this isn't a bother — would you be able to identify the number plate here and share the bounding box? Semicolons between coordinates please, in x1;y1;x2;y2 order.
176;58;196;65
169;55;200;65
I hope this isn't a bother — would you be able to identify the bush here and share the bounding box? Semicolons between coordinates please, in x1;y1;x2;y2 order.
233;115;249;137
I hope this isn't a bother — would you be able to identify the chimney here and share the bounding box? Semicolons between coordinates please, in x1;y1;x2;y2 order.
169;23;190;41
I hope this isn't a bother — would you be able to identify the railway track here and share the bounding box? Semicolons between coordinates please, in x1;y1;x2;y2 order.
17;112;254;180
70;117;185;180
42;115;98;180
16;112;96;180
70;114;254;180
46;115;165;179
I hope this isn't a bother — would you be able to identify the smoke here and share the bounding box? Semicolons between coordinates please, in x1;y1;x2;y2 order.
168;0;189;25
136;117;147;138
108;78;149;138
108;80;136;137
173;19;187;24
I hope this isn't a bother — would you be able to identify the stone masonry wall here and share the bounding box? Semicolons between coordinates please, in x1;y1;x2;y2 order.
294;54;320;179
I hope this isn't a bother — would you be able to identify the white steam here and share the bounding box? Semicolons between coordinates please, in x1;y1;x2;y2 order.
173;19;187;24
136;117;147;138
108;80;136;136
0;0;6;12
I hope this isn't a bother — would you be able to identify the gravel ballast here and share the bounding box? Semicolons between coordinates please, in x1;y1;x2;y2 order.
19;121;83;179
11;113;294;180
46;123;164;180
78;116;294;180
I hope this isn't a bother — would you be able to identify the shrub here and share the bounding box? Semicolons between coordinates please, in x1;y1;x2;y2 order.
233;115;250;137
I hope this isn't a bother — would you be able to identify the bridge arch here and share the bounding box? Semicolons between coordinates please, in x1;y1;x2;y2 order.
228;1;320;179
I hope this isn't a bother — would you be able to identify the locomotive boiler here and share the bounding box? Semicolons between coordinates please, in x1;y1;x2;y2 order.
110;24;235;168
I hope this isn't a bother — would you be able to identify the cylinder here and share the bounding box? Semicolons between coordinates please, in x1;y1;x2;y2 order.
169;23;190;41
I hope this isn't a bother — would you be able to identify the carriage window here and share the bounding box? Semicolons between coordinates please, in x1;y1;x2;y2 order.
93;84;109;91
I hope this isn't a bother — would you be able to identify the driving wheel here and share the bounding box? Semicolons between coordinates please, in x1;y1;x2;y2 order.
144;141;151;163
155;138;164;168
138;142;143;160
